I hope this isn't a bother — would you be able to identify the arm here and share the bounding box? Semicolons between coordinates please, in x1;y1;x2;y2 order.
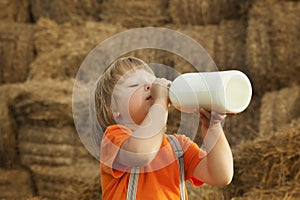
116;78;170;167
192;109;233;186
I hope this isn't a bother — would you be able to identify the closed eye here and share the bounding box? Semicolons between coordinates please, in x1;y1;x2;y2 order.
129;84;139;87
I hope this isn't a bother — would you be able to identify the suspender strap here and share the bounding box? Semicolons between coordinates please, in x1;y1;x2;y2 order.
126;135;185;200
167;134;185;200
126;167;140;200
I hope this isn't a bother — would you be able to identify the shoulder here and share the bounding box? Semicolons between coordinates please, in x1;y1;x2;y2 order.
102;124;132;146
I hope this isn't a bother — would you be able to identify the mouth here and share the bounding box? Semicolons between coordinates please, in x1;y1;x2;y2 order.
146;95;152;100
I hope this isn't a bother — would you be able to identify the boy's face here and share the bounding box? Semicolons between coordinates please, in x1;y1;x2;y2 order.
112;68;156;127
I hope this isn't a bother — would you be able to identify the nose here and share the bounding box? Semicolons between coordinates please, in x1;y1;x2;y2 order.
144;83;151;91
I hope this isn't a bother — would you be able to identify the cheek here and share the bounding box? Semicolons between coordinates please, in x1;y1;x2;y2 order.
129;89;143;113
129;88;146;124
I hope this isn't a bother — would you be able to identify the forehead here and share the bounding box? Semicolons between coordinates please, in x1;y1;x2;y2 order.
118;68;155;83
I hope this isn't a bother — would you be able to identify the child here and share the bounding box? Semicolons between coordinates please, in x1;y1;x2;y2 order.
95;57;233;199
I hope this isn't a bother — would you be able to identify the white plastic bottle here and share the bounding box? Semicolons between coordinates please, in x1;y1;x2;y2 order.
169;70;252;114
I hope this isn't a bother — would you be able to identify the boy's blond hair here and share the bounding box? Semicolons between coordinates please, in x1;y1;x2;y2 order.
95;57;154;129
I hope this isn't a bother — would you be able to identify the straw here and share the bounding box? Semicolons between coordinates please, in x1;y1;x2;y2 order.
0;22;34;83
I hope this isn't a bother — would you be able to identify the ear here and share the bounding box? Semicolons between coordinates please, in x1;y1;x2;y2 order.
113;111;120;118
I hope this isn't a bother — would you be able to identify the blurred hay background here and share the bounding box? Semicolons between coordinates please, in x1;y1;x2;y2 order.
0;0;299;199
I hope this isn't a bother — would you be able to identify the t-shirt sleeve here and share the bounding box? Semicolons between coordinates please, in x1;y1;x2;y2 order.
100;125;131;178
174;134;206;187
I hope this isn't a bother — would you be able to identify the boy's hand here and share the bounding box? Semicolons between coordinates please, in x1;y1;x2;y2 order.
151;78;171;107
195;108;226;138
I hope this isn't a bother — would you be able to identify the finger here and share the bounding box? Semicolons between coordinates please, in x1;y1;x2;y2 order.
167;80;172;88
199;108;211;120
200;116;209;127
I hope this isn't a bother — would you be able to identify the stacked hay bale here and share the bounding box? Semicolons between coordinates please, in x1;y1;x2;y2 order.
29;0;101;24
1;72;99;199
0;23;35;84
5;18;123;198
7;79;100;199
246;0;300;95
100;0;169;28
11;80;74;166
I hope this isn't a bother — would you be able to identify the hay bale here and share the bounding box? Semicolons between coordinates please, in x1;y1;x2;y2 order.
168;0;241;25
0;168;33;199
0;0;30;22
7;80;78;167
29;19;124;80
0;79;95;168
100;0;169;28
31;162;100;200
228;118;300;197
246;0;300;95
7;79;97;167
12;79;73;126
0;22;34;84
259;86;300;136
29;0;101;24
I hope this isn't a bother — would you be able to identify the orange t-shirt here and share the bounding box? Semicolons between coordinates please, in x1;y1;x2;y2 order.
100;125;205;200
